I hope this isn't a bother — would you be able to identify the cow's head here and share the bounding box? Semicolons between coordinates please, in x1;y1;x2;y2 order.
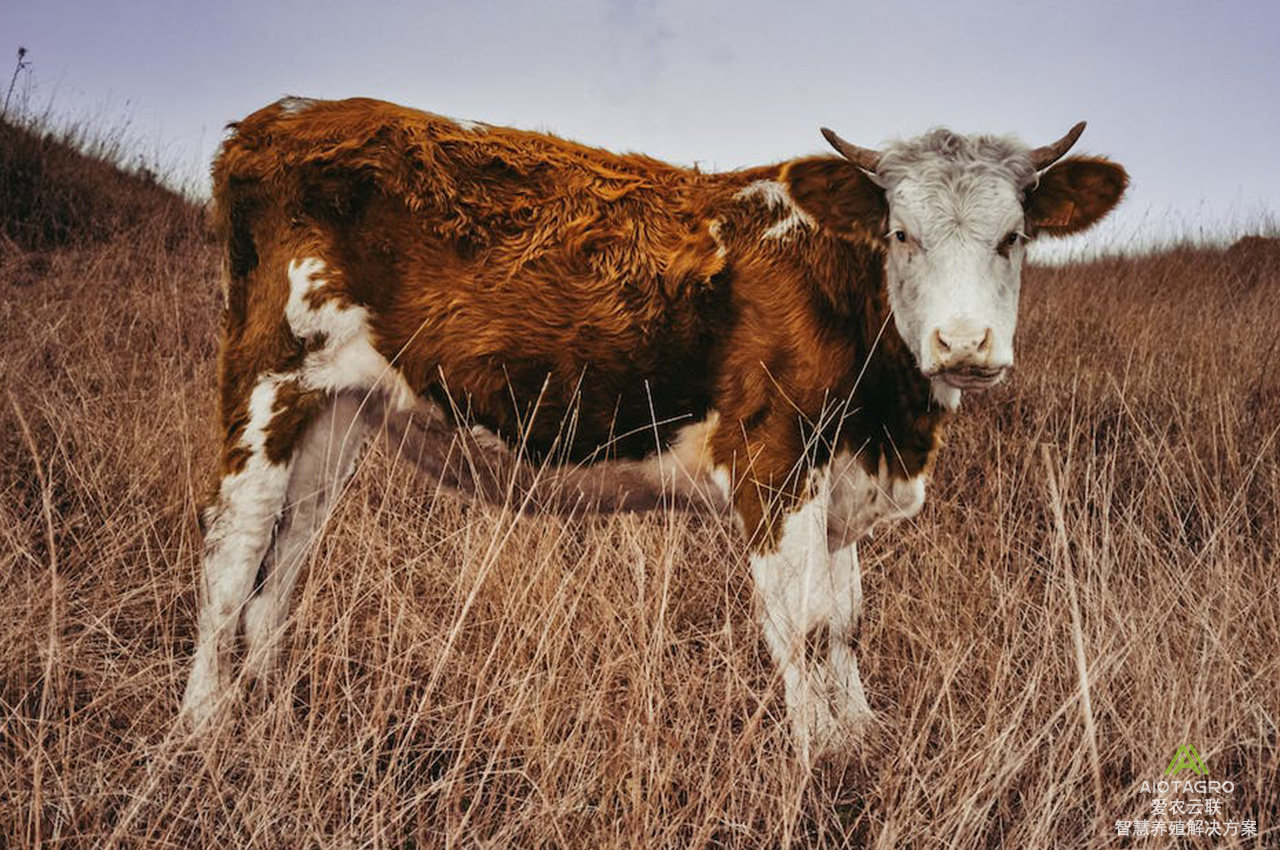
792;123;1127;401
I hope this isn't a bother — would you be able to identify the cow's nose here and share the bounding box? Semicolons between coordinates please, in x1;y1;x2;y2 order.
931;326;992;361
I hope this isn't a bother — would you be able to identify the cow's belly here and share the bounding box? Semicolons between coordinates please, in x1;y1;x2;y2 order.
402;330;717;463
394;398;732;513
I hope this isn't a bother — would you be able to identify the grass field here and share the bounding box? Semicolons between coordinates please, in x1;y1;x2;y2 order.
1;117;1277;848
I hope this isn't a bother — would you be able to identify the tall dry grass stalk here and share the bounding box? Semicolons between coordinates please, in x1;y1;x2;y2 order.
1;161;1277;846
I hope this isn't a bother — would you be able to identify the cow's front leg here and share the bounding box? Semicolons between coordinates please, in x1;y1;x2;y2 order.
748;467;869;763
824;452;930;739
822;540;872;735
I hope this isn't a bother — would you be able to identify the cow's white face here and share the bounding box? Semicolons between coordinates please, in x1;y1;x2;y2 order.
814;123;1128;402
880;169;1027;390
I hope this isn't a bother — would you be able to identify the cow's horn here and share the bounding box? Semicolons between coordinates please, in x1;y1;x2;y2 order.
821;127;881;172
1029;121;1087;171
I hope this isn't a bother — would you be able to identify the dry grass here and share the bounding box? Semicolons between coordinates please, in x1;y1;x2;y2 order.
0;115;197;255
2;124;1278;847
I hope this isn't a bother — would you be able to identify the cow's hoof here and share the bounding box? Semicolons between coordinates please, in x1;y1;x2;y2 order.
821;705;877;753
814;710;887;775
791;701;878;769
179;666;227;735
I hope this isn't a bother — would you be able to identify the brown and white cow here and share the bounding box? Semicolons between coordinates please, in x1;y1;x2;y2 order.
182;97;1127;761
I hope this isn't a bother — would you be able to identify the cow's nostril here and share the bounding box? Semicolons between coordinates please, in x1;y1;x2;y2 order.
934;325;993;362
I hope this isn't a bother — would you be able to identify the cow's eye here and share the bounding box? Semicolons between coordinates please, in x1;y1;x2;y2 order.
1004;231;1021;246
893;229;908;243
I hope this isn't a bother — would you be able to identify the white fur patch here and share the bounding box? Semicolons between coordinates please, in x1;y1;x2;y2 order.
182;374;294;722
709;466;732;511
448;116;487;133
735;180;816;241
277;96;315;116
286;258;416;411
826;452;927;550
708;219;727;260
930;378;962;411
749;467;871;762
204;376;294;561
616;411;730;511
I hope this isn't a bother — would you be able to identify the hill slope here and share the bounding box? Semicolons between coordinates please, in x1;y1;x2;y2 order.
0;115;201;258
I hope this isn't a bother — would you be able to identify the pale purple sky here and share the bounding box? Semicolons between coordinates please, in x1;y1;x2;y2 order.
4;0;1278;254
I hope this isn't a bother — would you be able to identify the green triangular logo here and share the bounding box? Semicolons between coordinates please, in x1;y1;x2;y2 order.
1164;744;1208;776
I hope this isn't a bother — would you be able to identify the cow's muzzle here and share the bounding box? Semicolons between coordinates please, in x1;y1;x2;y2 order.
923;324;1011;389
929;364;1009;390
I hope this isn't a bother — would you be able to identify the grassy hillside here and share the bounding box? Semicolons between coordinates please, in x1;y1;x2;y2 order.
1;124;1276;848
0;115;200;253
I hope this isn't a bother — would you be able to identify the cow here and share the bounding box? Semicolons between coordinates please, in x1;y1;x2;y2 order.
181;96;1127;763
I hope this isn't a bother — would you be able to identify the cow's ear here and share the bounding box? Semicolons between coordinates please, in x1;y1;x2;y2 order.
785;158;887;238
1025;157;1128;237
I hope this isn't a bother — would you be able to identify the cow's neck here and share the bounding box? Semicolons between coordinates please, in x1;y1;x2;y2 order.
826;239;950;482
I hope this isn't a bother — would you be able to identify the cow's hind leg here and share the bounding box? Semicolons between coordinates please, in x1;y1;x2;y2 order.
241;391;371;683
181;374;322;727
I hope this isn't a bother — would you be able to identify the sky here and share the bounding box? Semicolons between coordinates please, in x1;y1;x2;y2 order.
3;0;1278;256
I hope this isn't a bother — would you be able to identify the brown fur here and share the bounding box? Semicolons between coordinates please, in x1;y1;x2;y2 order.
211;97;948;551
1025;157;1129;236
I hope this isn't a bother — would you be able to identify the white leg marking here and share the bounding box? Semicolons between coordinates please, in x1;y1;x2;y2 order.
182;374;294;725
241;392;371;681
825;542;871;728
753;453;930;763
750;469;864;764
185;256;416;726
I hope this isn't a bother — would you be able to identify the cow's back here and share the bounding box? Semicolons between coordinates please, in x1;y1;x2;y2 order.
213;97;742;460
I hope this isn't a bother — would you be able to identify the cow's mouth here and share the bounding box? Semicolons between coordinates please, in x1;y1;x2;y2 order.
930;365;1009;390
